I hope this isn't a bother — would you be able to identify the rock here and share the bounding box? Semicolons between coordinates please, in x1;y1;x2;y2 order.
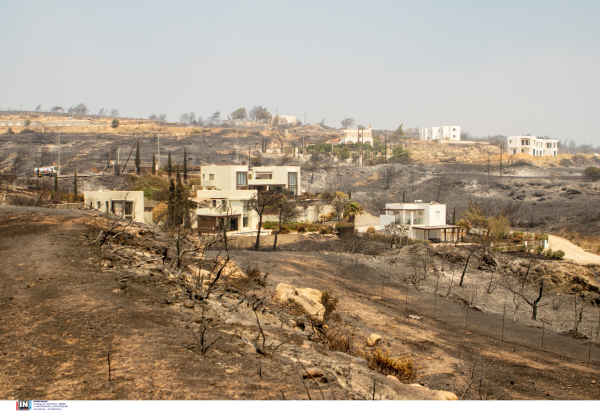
273;283;325;321
301;368;325;379
183;300;195;309
387;375;400;382
367;333;382;347
408;315;422;320
433;390;458;400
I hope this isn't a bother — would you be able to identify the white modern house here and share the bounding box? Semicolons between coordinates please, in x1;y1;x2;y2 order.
420;126;461;141
276;115;297;125
380;201;459;241
190;188;259;234
200;165;301;195
84;190;145;223
507;136;558;156
332;125;374;146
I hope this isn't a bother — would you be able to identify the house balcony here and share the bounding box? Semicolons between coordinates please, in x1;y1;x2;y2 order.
201;179;216;187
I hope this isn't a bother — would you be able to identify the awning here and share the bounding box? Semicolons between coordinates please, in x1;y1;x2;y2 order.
412;225;460;230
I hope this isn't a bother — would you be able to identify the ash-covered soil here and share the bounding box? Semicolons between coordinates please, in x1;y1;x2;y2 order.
1;207;598;400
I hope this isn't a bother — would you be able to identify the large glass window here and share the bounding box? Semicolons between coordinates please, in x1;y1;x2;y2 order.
288;172;298;195
237;172;247;189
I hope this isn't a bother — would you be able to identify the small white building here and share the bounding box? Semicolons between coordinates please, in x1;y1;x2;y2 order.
333;125;373;146
276;115;297;125
507;136;558;156
420;126;461;141
190;188;259;234
84;190;145;223
200;165;301;195
379;201;459;241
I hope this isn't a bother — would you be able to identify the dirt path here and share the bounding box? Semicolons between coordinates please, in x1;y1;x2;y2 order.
549;235;600;264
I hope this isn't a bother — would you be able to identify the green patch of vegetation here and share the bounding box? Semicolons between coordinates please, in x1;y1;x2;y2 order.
583;166;600;182
126;174;169;198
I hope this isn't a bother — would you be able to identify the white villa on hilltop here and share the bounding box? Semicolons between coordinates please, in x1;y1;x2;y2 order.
420;126;461;141
507;135;558;156
380;201;459;242
332;125;373;146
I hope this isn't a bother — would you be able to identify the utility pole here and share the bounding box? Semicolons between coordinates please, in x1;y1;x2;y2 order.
500;142;503;178
248;134;251;167
384;129;387;161
58;133;61;176
157;132;160;172
236;134;239;165
487;151;490;179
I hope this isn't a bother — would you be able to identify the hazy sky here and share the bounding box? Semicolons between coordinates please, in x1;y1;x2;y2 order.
2;0;599;144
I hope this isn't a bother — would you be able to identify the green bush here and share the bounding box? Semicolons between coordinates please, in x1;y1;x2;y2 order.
307;227;319;232
20;128;35;134
297;225;306;233
553;250;565;259
279;226;290;234
111;118;119;128
127;174;168;198
538;233;548;241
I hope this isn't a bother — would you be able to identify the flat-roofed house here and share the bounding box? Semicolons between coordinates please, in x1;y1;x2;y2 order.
84;190;145;223
200;165;301;195
380;201;459;242
190;188;259;234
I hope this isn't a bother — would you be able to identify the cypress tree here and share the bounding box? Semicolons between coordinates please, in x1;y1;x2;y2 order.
54;173;58;193
402;189;406;203
167;152;172;178
152;153;156;174
135;141;141;174
183;148;188;182
73;170;78;196
453;207;456;224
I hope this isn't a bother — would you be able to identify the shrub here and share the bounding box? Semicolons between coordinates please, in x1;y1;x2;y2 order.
20;128;35;134
307;227;319;232
297;225;306;233
279;226;290;234
335;223;355;236
111;119;119;128
361;348;414;379
366;226;376;234
6;127;14;134
127;174;169;198
553;250;565;259
538;233;549;241
320;290;339;321
319;226;333;234
152;203;168;223
559;158;574;167
582;166;600;182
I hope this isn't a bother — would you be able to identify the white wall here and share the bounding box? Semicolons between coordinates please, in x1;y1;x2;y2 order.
507;136;558;156
420;126;460;141
84;191;145;223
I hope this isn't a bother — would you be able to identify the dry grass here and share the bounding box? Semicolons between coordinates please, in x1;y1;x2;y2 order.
360;348;415;380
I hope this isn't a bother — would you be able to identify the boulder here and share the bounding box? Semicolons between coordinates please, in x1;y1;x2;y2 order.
367;333;382;347
433;390;458;400
273;283;325;321
301;368;325;379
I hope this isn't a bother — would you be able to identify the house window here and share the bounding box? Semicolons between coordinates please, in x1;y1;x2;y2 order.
97;201;102;209
212;200;217;207
209;174;214;180
288;172;298;195
453;128;456;131
236;172;247;189
243;216;249;227
435;211;441;219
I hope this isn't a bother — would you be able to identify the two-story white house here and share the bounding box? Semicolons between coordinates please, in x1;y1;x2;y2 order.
332;125;373;146
200;165;301;195
190;187;259;234
420;126;461;141
507;136;558;156
379;201;459;241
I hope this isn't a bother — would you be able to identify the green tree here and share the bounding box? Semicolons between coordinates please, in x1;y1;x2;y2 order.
152;153;156;175
166;170;190;228
167;152;172;178
230;108;247;120
272;192;301;251
183;148;188;182
249;191;277;250
392;145;411;163
135;141;141;174
111;119;119;128
250;154;263;166
392;124;404;138
73;170;78;196
25;119;31;126
54;173;58;193
344;201;364;224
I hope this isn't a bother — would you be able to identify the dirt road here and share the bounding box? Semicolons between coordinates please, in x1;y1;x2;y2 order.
549;235;600;264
